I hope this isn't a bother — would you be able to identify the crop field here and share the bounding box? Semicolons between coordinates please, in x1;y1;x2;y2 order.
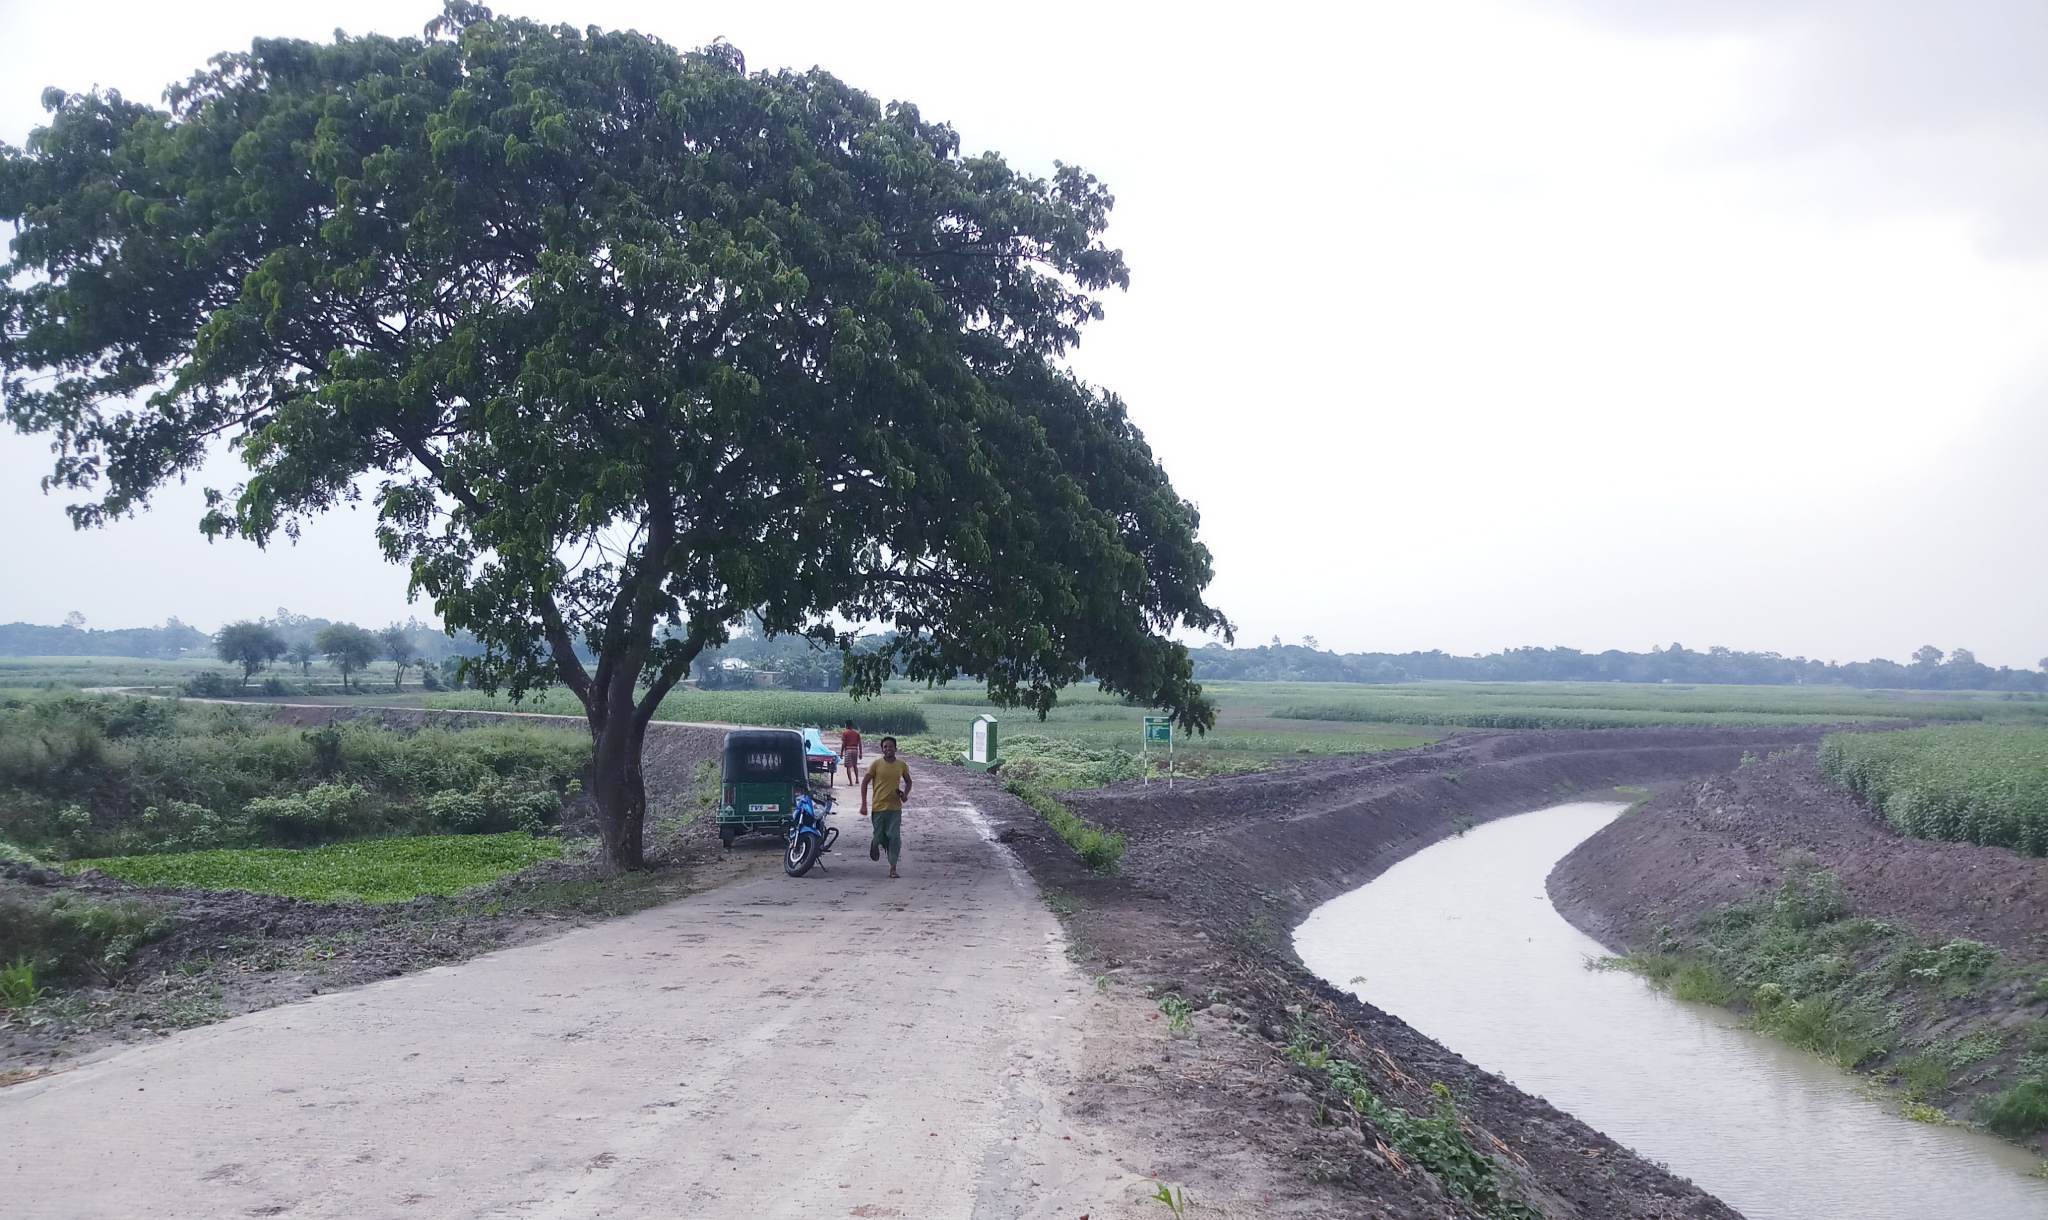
0;655;241;691
1261;681;2048;730
1818;725;2048;854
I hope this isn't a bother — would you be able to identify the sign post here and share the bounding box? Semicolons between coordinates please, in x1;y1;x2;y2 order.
1143;716;1173;787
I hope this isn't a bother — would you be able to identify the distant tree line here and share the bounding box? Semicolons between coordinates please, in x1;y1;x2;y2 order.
0;616;209;658
1193;640;2048;692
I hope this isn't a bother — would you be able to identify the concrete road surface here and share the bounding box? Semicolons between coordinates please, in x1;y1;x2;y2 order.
2;767;1152;1219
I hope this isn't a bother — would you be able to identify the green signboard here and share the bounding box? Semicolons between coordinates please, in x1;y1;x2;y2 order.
1143;716;1172;745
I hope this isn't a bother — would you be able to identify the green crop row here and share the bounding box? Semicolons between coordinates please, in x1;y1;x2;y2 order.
1818;726;2048;855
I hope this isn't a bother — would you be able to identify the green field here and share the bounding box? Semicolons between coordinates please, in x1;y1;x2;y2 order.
1819;725;2048;854
12;657;2047;793
68;832;562;903
0;691;588;860
1261;681;2048;730
0;654;429;698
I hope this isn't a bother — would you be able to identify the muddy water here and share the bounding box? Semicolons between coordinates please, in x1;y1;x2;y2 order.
1294;801;2048;1220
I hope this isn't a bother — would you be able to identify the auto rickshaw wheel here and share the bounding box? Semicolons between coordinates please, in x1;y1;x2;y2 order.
719;825;738;849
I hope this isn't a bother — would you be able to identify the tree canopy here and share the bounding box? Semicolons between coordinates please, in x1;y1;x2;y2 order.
315;623;380;690
214;620;287;687
0;4;1227;864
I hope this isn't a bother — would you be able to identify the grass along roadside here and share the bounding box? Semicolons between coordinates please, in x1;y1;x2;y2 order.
1600;862;2048;1141
1006;782;1125;873
67;832;563;903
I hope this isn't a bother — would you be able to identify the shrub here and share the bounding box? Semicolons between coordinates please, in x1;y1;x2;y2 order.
1891;939;1999;992
423;780;557;834
243;782;375;844
0;891;166;984
260;677;290;696
1772;867;1849;928
0;958;43;1009
182;671;234;698
1977;1079;2048;1138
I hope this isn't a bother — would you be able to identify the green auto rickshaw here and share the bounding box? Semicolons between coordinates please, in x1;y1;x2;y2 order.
717;729;811;848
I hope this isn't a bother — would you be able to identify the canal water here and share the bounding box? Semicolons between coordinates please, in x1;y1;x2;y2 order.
1293;800;2048;1220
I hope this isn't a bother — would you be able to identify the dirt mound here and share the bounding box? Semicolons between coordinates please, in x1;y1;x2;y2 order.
970;726;1829;1219
1549;751;2048;966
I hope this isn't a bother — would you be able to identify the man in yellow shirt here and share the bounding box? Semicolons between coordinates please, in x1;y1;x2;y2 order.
860;736;914;878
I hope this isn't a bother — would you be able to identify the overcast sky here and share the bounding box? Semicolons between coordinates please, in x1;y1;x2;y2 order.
2;0;2043;667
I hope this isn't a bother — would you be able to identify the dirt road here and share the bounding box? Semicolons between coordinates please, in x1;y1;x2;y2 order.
1;766;1158;1219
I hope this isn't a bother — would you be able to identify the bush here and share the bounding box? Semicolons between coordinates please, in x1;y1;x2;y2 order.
260;677;290;696
243;782;376;844
0;891;166;984
182;671;234;698
1977;1079;2048;1138
423;779;557;834
1772;867;1849;929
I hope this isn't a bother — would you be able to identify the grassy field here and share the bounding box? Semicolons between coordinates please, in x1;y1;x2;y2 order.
0;654;429;697
0;691;589;860
1818;725;2048;854
68;832;563;903
13;655;2047;794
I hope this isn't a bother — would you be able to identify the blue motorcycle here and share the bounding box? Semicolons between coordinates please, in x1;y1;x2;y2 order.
785;788;838;877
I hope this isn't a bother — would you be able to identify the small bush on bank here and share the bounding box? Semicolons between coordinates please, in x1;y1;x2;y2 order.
0;891;166;985
1977;1079;2048;1138
182;672;234;698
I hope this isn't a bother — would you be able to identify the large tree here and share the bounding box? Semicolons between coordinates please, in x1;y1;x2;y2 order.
214;619;287;688
0;4;1227;866
379;623;415;689
315;623;380;692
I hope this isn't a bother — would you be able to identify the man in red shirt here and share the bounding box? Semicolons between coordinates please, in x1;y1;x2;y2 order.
839;721;863;785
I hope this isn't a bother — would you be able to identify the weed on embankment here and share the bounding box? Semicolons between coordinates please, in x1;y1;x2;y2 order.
0;890;167;993
1005;782;1125;872
1818;725;2048;854
1287;1024;1539;1219
1605;862;2048;1139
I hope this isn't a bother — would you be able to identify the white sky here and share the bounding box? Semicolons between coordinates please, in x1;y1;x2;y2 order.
1;0;2043;667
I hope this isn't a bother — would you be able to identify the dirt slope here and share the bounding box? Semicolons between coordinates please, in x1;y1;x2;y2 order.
1548;751;2048;965
972;727;1834;1219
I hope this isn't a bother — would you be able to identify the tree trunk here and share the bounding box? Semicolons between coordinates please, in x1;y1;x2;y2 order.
588;716;648;869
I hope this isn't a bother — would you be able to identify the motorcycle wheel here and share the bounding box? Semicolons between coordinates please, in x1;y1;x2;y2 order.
785;828;823;877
